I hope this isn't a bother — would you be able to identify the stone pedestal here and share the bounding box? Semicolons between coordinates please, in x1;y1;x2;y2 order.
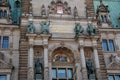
82;68;88;80
96;69;102;80
44;67;49;80
89;74;96;80
27;67;34;80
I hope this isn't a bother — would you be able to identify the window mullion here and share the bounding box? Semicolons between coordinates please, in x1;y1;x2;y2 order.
107;39;110;51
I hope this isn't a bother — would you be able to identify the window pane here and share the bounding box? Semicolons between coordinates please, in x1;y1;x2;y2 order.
115;75;120;80
102;40;108;51
109;40;115;52
2;36;9;49
67;68;73;79
0;75;7;80
52;68;57;78
108;75;114;80
58;68;66;78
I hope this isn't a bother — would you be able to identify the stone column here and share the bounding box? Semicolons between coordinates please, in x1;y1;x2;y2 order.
75;62;82;80
43;45;49;80
93;47;100;69
27;45;34;80
80;47;88;80
93;47;101;80
42;34;51;80
48;60;52;80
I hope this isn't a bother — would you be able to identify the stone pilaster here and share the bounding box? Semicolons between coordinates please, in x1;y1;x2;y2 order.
78;37;88;80
92;38;101;80
75;63;82;80
93;47;101;80
48;59;52;80
27;45;34;80
42;34;51;80
43;45;49;80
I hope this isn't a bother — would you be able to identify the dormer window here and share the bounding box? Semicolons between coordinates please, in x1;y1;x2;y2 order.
56;5;64;14
101;15;107;23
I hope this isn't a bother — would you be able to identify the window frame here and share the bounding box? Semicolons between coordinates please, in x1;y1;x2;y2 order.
102;39;115;52
52;67;74;80
0;36;9;49
0;75;7;80
108;75;120;80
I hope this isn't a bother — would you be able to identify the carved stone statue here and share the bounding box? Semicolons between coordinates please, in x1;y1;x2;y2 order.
87;23;96;36
74;6;78;18
41;5;46;16
110;54;120;64
74;23;84;38
67;7;71;15
27;22;35;33
40;21;50;34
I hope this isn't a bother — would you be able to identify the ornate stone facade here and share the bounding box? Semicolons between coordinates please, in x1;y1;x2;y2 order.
0;0;120;80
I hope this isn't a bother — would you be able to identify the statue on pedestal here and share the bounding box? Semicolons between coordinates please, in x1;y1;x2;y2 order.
41;4;46;16
86;59;96;80
35;59;43;80
40;21;50;34
74;23;84;38
87;23;96;36
27;22;35;33
73;6;78;18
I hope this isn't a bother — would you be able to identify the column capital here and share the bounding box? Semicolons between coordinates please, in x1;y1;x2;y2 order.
43;44;48;48
29;44;34;48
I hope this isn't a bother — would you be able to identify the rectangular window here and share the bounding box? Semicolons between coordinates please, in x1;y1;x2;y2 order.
109;40;115;52
0;75;7;80
58;68;66;78
109;75;114;80
108;75;120;80
102;39;109;51
102;39;115;52
67;68;73;79
52;68;73;79
115;75;120;80
2;36;9;49
52;68;57;78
